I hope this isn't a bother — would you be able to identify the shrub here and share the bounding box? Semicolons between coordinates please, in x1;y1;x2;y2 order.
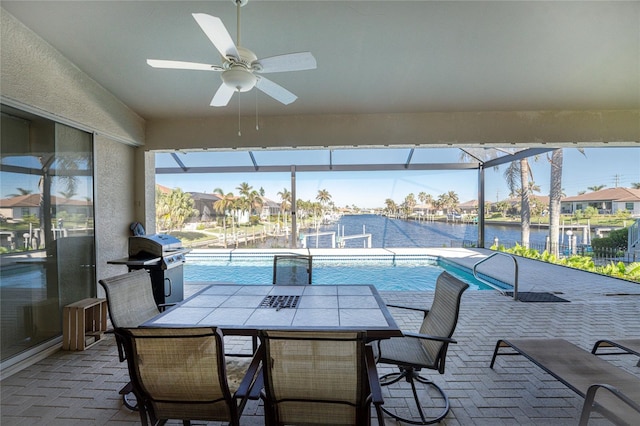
591;227;628;252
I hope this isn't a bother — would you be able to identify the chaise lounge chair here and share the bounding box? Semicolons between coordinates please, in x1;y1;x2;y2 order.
591;338;640;367
490;338;640;425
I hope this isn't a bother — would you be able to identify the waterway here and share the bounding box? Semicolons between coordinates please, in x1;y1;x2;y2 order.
300;214;549;249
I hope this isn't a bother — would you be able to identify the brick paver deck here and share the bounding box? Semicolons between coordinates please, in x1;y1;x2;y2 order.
2;248;639;425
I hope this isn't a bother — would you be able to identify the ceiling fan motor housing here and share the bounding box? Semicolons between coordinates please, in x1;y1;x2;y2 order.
222;46;258;91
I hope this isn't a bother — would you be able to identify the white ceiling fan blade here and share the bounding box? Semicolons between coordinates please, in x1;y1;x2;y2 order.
255;52;317;73
211;83;236;107
256;76;297;105
192;13;239;60
146;59;223;71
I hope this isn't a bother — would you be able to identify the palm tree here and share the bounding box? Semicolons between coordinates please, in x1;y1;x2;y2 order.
504;159;534;248
547;148;585;256
403;193;416;218
548;149;563;256
155;188;198;232
384;198;397;218
587;185;606;192
277;188;291;237
316;189;331;205
213;188;236;248
632;182;640;189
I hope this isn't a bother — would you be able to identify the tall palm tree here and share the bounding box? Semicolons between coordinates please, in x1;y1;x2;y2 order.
316;189;332;222
548;149;563;256
277;188;291;236
213;188;235;248
316;189;331;205
504;159;533;248
548;148;584;256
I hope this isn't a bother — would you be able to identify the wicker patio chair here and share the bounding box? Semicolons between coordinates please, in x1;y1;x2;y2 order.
252;330;385;425
99;269;166;410
115;327;257;426
373;271;469;425
272;254;312;285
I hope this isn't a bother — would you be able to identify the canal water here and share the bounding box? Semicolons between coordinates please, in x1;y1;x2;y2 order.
300;214;549;249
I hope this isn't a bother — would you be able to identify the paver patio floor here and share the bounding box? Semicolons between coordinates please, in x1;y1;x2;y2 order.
2;249;639;425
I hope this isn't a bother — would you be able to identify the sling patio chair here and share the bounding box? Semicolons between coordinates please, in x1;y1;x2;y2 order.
272;254;312;285
373;271;469;425
115;327;259;426
591;338;640;367
491;338;640;425
245;330;385;425
99;269;168;410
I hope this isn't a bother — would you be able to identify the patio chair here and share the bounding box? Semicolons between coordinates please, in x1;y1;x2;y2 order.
272;254;312;285
591;338;640;367
115;327;257;426
373;271;469;425
249;330;385;425
491;338;640;425
99;269;167;410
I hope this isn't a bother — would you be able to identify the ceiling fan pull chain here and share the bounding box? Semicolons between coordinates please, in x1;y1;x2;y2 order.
255;89;259;131
238;90;242;136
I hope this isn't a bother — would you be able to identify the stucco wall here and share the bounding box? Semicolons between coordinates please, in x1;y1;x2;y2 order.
1;8;146;285
94;136;137;283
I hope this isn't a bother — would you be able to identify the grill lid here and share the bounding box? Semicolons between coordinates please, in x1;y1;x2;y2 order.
129;234;183;257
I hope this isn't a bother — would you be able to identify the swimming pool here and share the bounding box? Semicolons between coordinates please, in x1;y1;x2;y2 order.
184;253;499;291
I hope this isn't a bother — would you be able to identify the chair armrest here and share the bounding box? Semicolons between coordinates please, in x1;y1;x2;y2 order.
402;331;457;344
385;303;430;316
364;345;384;405
365;345;386;425
579;383;640;426
234;344;264;401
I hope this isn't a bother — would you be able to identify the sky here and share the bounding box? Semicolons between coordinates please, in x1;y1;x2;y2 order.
154;147;640;209
2;147;638;208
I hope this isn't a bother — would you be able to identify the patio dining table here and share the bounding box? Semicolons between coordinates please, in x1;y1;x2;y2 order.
142;284;402;340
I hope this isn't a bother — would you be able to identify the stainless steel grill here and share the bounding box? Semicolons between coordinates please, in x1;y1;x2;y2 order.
108;234;190;305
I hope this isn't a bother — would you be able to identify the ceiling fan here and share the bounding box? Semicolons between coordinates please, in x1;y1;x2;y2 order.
146;0;317;107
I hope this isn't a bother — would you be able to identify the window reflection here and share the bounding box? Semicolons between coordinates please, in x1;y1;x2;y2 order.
0;105;95;364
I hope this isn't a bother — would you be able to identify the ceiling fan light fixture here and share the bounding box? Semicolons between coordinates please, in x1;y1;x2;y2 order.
221;66;256;92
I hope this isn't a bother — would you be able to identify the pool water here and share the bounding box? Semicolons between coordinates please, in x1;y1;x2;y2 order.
184;255;495;291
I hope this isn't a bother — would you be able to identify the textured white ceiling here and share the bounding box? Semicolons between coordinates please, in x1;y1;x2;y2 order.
2;1;639;120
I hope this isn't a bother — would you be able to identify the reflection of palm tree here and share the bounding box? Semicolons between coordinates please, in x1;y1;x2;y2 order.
8;187;33;197
58;190;77;200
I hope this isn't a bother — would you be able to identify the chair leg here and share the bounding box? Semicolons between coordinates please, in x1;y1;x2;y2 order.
379;367;450;425
119;381;139;411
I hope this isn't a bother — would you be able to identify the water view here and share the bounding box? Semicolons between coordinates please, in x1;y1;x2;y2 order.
298;214;547;249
